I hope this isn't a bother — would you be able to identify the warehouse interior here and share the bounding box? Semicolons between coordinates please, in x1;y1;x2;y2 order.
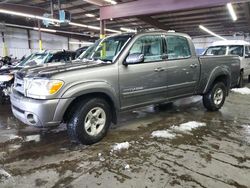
0;0;250;188
1;0;250;57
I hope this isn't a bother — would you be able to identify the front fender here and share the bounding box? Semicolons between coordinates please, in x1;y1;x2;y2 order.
203;66;231;94
60;81;120;109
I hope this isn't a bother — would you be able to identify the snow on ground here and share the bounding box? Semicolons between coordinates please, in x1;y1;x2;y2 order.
0;168;12;179
7;134;22;140
231;87;250;95
151;130;176;139
151;121;206;140
112;142;130;151
25;135;41;142
171;121;206;132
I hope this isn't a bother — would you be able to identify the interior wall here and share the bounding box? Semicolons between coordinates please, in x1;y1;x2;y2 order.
0;26;91;59
2;26;250;58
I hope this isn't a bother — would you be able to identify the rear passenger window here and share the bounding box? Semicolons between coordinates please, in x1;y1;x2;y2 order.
129;35;163;63
245;46;250;56
166;36;191;60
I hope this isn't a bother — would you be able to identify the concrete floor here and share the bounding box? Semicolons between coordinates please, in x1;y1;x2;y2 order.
0;84;250;188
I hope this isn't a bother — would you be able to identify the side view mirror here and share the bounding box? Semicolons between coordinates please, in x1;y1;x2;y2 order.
245;54;250;58
124;53;144;65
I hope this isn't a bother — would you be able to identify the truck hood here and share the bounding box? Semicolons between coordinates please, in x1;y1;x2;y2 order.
0;66;21;75
16;60;111;79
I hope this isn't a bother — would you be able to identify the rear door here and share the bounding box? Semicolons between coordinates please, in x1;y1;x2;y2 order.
119;34;168;109
164;35;200;99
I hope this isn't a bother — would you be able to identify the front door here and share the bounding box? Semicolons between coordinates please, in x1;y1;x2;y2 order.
119;35;168;110
164;35;200;99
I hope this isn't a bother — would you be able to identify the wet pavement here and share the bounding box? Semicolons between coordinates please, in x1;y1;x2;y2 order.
0;84;250;188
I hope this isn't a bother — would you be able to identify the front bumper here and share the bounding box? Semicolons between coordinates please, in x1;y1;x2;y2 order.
10;91;74;127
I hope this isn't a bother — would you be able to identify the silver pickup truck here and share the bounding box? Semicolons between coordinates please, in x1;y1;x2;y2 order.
10;31;240;144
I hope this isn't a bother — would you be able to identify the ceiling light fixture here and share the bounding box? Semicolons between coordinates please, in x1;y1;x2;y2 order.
227;3;237;21
69;41;94;45
0;9;120;33
0;9;60;23
199;25;227;41
85;13;95;17
33;27;57;33
0;23;97;37
120;27;137;33
104;0;117;5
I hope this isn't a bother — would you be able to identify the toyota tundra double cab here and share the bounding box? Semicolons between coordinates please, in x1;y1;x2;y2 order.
10;31;240;145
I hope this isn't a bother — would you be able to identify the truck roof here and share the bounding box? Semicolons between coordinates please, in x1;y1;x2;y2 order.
212;40;250;46
109;31;191;40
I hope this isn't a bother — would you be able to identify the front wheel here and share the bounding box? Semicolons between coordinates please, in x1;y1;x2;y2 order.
0;89;4;104
203;82;227;111
67;98;112;145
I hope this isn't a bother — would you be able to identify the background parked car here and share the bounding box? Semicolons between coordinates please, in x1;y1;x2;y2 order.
0;50;76;103
75;46;90;58
203;40;250;87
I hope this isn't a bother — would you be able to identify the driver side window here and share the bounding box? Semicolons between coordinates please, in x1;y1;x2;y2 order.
129;35;163;63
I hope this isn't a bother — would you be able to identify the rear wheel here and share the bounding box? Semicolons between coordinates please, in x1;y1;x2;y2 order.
203;82;226;111
67;98;112;145
248;75;250;83
238;71;244;88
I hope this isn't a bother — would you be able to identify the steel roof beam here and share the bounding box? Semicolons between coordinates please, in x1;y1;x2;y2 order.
137;16;169;30
100;0;248;20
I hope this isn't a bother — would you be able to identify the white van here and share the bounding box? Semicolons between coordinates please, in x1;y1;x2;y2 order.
204;40;250;87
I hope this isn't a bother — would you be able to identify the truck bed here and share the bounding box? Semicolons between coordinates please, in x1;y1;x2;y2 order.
197;55;240;93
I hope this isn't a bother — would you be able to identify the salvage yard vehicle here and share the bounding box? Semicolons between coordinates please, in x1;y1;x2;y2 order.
204;40;250;87
0;50;76;103
10;31;240;145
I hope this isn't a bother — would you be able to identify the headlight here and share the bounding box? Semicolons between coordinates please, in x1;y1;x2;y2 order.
25;78;64;99
0;75;13;82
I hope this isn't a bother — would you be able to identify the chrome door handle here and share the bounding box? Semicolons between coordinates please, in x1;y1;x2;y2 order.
190;64;198;68
154;67;165;72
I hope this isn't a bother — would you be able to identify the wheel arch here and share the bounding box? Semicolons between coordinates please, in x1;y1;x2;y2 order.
62;92;118;125
203;66;231;95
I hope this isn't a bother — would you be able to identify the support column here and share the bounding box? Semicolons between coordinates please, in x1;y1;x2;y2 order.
50;0;54;18
67;37;70;50
27;29;31;50
38;20;42;51
100;20;106;58
1;32;7;56
100;19;106;39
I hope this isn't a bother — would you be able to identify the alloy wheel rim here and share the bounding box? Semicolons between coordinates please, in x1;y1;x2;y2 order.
84;107;106;136
214;88;223;105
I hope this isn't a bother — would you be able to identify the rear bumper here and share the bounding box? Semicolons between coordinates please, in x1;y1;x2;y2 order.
10;92;74;127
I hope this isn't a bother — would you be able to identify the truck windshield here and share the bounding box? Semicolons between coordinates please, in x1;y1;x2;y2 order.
79;35;131;62
204;45;244;57
17;53;49;67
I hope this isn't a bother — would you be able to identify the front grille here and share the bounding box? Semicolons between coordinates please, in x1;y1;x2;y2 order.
13;77;25;95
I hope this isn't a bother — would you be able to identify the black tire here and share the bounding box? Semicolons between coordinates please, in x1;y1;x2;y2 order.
237;71;244;88
203;82;227;111
155;102;173;111
67;98;112;145
248;75;250;83
0;90;4;104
